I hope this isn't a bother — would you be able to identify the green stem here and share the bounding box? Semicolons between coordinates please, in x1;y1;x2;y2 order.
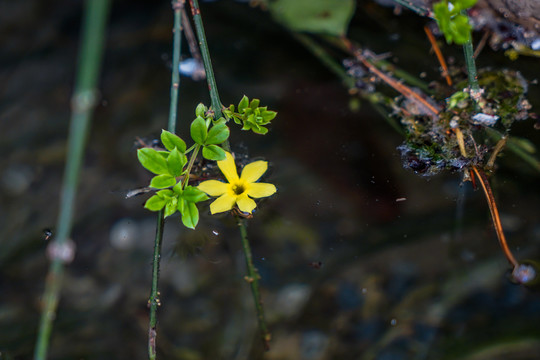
461;10;480;106
168;0;184;134
182;144;201;188
188;0;222;119
33;1;110;359
462;37;479;94
147;3;184;359
148;210;165;360
238;218;271;351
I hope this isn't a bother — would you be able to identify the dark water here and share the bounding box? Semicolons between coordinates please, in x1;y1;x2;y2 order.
1;1;540;359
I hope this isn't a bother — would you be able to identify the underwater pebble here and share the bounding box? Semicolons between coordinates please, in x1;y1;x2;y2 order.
1;164;33;195
512;264;536;284
300;330;328;360
531;38;540;51
472;113;499;126
274;283;311;317
109;218;139;250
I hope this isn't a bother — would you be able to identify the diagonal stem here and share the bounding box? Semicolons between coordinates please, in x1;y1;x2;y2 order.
33;1;110;359
188;0;222;119
238;218;271;350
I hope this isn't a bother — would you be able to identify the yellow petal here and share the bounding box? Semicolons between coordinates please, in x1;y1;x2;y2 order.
197;180;229;197
210;193;237;214
218;152;239;183
236;193;257;213
240;160;267;183
247;182;276;198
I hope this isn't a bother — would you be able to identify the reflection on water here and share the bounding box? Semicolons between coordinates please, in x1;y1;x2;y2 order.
0;1;539;359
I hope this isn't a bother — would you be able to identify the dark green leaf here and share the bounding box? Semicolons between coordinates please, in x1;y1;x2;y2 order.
137;148;169;175
144;194;167;211
269;0;355;36
150;174;176;189
238;95;249;113
191;116;207;145
180;201;199;229
161;130;186;152
167;148;187;177
183;186;209;203
202;145;226;160
205;123;230;145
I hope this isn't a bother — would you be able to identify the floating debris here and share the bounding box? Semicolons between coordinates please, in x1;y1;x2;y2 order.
472;113;499;126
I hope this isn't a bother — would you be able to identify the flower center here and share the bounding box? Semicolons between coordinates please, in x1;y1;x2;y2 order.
232;183;246;195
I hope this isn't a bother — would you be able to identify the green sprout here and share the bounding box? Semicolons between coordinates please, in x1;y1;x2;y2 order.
433;0;477;45
223;95;277;135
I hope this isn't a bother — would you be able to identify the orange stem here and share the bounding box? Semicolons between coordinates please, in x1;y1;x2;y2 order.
424;25;452;86
471;166;518;267
341;37;440;118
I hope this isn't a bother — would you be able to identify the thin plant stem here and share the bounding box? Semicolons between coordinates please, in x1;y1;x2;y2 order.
188;0;269;348
33;1;110;359
471;166;519;268
147;2;184;359
238;218;271;350
188;0;222;119
168;0;184;133
424;25;452;86
461;11;480;95
148;210;165;360
182;144;201;188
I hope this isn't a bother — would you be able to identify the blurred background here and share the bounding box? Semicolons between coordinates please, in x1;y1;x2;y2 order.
1;0;540;359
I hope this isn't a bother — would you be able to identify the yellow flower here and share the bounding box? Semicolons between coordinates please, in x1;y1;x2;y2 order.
197;152;277;214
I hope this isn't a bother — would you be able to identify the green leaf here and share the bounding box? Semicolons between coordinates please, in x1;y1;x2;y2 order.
144;194;167;211
261;110;277;121
202;145;226;160
156;189;174;197
191;116;208;145
164;197;178;218
183;186;209;203
269;0;356;37
205;123;230;145
238;95;249;113
150;174;176;189
161;130;186;152
137;148;169;175
180;201;199;229
249;98;260;110
172;182;183;194
167;148;187;177
195;103;207;118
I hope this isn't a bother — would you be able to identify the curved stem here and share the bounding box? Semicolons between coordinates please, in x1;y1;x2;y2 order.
471;166;518;267
34;1;110;359
238;218;271;351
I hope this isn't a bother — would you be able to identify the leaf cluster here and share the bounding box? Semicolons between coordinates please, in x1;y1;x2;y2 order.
137;104;230;228
223;95;277;135
433;0;477;45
